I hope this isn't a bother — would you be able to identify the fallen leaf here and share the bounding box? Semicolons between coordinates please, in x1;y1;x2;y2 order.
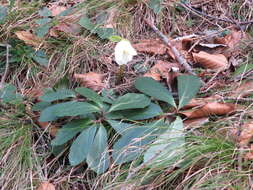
182;95;220;109
215;30;247;50
184;117;209;129
49;5;67;16
50;22;82;37
133;39;168;55
180;102;235;119
192;51;228;70
168;38;193;60
15;31;42;47
74;72;105;91
144;60;180;82
37;181;55;190
238;121;253;146
231;80;253;98
37;121;58;136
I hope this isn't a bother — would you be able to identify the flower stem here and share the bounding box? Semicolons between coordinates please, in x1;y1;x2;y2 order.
116;65;125;84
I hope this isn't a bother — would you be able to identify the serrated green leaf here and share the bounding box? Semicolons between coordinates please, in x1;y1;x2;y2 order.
52;119;92;146
96;28;114;39
79;16;97;32
135;77;176;107
39;7;52;17
39;101;100;122
87;124;109;174
0;6;8;24
144;117;185;167
108;35;123;42
107;120;137;135
148;0;162;14
35;18;52;25
40;89;75;102
112;119;165;164
109;93;150;112
32;101;51;111
32;50;49;66
75;87;103;105
121;102;163;120
0;84;23;104
69;126;97;166
178;75;201;109
35;24;51;38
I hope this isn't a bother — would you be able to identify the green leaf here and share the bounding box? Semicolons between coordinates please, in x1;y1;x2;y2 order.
35;18;52;25
87;124;109;174
112;120;165;164
121;102;163;120
32;50;49;66
32;101;51;111
0;6;8;24
135;77;176;107
39;101;100;122
96;28;114;39
38;7;52;17
108;35;123;42
75;87;103;105
69;126;97;166
109;93;151;112
107;120;137;135
35;24;51;38
0;84;23;104
148;0;162;14
40;89;75;102
177;75;201;109
79;17;97;32
144;117;185;167
52;119;92;146
233;63;253;76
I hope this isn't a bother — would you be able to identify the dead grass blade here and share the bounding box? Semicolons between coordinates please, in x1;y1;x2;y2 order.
15;31;43;47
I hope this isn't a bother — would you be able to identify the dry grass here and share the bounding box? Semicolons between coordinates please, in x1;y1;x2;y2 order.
0;0;253;189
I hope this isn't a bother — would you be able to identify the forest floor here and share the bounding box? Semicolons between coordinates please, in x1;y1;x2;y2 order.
1;0;253;189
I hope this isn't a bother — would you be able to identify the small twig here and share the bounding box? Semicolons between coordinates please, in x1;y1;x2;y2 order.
0;43;11;89
144;19;196;76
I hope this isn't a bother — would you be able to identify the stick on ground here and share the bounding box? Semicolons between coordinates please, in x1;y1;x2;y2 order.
144;19;196;76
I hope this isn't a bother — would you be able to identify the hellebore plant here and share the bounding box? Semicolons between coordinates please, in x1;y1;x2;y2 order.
114;39;137;83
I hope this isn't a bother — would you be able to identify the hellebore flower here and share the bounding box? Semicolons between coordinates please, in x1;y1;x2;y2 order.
114;39;137;65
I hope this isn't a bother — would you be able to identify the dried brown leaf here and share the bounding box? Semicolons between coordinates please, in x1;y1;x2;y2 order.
238;121;253;146
231;80;253;98
184;117;209;129
133;39;168;55
192;51;228;70
36;121;58;136
180;102;235;119
215;30;247;49
144;60;180;82
37;182;55;190
182;95;220;109
74;72;105;91
49;22;82;37
15;31;42;47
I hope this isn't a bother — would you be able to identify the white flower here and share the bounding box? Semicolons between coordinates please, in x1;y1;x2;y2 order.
114;39;137;65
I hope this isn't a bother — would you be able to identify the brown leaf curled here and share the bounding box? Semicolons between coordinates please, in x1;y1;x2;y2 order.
192;51;228;70
15;31;42;47
180;102;235;119
74;72;105;91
